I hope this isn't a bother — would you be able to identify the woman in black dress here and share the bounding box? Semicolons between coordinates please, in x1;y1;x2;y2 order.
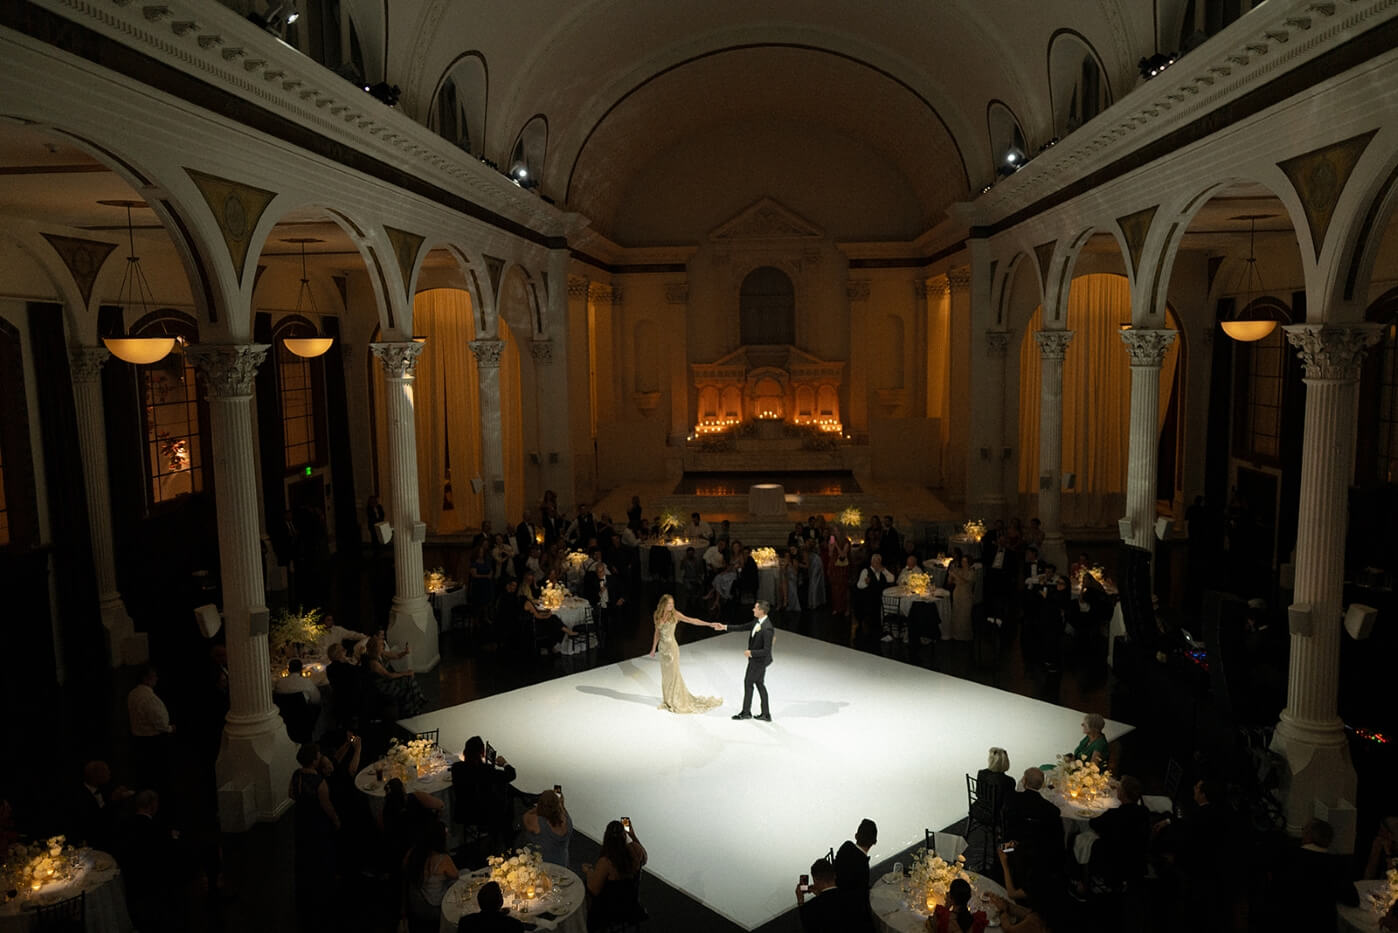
289;743;339;928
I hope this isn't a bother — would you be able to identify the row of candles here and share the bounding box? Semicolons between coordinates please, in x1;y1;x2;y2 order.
691;415;844;435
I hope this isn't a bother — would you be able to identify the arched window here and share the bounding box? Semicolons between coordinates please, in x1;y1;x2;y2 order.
721;386;743;419
796;386;815;417
0;319;38;549
431;54;487;156
699;387;719;419
1049;33;1111;135
987;101;1027;176
273;316;326;472
132;310;204;507
508;116;548;188
739;267;795;346
817;385;838;416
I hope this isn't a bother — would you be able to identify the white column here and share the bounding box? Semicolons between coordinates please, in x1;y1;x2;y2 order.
1034;330;1074;572
471;339;507;529
186;343;297;832
68;346;145;668
1272;324;1379;840
369;341;439;672
1119;330;1177;557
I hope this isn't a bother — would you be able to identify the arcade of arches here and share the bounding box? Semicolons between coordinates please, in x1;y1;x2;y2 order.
1;0;1397;849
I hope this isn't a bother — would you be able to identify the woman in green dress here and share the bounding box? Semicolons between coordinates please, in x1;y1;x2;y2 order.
1071;712;1109;763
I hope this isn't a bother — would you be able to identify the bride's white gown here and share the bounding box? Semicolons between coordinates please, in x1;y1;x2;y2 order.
656;619;722;714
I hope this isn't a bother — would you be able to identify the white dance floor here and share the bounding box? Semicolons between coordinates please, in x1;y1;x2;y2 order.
403;631;1131;930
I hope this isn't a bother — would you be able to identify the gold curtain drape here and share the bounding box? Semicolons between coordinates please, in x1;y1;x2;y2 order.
500;320;524;526
410;288;482;534
1017;274;1180;527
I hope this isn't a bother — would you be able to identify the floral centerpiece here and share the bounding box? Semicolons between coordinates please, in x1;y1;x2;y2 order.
2;836;81;894
269;607;327;655
564;550;590;573
904;570;932;596
904;847;972;912
424;567;449;594
657;508;685;538
385;737;443;781
1055;754;1114;804
1374;865;1398;918
751;546;778;569
538;581;568;611
838;507;863;530
962;518;986;540
487;847;552;903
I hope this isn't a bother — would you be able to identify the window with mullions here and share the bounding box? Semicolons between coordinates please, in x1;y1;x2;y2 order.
278;341;319;470
1376;323;1398;483
141;341;203;505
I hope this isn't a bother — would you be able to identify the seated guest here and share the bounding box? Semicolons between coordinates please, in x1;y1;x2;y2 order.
1268;818;1358;929
896;553;924;586
584;819;648;932
1088;776;1151;886
451;737;519;847
364;635;426;717
520;788;572;867
930;877;988;933
275;658;323;704
1365;815;1398;880
71;759;122;849
1003;768;1064;859
796;856;862;932
403;821;459;933
973;747;1015;824
1070;712;1109;764
835;818;878;920
380;777;444;872
458;881;527;932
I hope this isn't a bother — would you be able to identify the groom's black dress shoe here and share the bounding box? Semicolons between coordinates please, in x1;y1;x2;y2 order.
732;712;752;720
755;713;772;722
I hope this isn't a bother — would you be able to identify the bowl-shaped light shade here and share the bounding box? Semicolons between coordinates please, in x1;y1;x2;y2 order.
1220;320;1277;342
282;337;334;358
103;336;176;364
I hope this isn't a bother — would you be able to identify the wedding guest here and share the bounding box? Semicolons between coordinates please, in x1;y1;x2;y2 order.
688;512;713;542
679;547;706;613
895;553;924;585
1003;768;1063;860
835;818;877;921
289;744;339;928
70;760;122;849
458;880;527;932
796;856;861;932
520;788;573;867
381;777;445;874
127;665;175;795
114;790;184;933
626;495;643;530
402;820;459;933
1087;776;1150;887
275;658;323;705
930;877;988;933
973;747;1015;825
1070;712;1109;764
855;554;895;626
364;635;425;717
1364;816;1398;880
451;737;520;848
1269;818;1358;929
584;819;648;932
805;538;826;611
827;532;852;618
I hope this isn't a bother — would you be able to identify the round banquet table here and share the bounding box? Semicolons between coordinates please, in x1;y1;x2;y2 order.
870;869;1008;932
355;755;458;843
552;595;593;628
748;483;787;517
1340;879;1389;933
883;586;953;635
1038;779;1121;864
440;865;586;933
0;850;132;933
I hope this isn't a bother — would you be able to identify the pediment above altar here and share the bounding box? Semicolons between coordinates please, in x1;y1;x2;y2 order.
709;198;824;241
691;345;845;383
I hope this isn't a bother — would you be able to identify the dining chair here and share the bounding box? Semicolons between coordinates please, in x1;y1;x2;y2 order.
35;891;85;933
413;728;439;745
880;592;905;642
964;773;1001;868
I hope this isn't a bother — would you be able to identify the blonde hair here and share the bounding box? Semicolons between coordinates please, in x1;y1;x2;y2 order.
652;594;676;627
987;747;1010;773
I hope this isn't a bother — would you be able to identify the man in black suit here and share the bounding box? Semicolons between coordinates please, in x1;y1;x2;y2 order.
718;600;775;721
1268;818;1358;929
450;736;520;849
834;819;878;922
457;881;527;932
797;856;864;932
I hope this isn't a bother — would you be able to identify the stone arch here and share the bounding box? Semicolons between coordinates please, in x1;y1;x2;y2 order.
1321;128;1398;317
507;115;549;187
986;100;1028;176
995;249;1041;333
1047;30;1112;136
427;52;489;156
497;261;544;339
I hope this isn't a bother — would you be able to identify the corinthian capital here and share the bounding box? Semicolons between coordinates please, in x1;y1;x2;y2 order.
1119;328;1177;367
469;339;505;368
529;339;554;364
68;346;111;383
1284;324;1382;382
985;331;1010;358
370;341;425;379
946;266;972;290
567;276;590;299
187;344;268;398
1033;329;1074;361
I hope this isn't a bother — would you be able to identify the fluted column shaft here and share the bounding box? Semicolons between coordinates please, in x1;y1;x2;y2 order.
1121;330;1176;557
69;347;141;666
1272;325;1378;836
370;342;438;670
471;339;507;529
1034;330;1073;571
188;344;296;830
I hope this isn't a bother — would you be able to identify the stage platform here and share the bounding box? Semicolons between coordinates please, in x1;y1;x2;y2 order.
402;631;1132;930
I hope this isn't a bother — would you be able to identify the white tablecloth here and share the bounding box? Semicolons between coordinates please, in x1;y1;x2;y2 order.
883;586;952;631
552;596;593;628
748;484;787;517
870;870;1008;933
430;587;468;632
0;850;131;933
440;866;586;933
355;754;458;842
1340;879;1390;933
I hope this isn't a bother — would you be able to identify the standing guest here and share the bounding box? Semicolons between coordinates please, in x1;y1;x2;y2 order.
457;881;527;932
1039;575;1071;673
381;778;445;873
687;512;713;543
796;856;862;932
855;553;895;631
520;788;573;867
946;555;976;642
736;544;759;604
827;532;852;618
1023;517;1044;550
880;515;903;567
325;643;368;726
127;665;175;794
584;819;648;932
788;521;808;550
113;790;184;933
403;821;459;933
70;760;120;849
835;819;878;923
626;495;643;530
679;546;705;612
778;548;802;615
289;743;339;929
805;538;827;612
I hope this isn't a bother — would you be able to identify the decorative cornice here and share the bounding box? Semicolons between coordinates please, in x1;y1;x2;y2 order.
846;280;871;302
1033;330;1075;361
567;276;590;299
370;340;425;379
1120;328;1177;367
587;282;613;303
1283;324;1381;382
985;331;1011;358
529;339;554;364
920;277;950;299
469;338;504;368
946;267;972;290
664;283;689;305
68;346;111;382
187;343;268;398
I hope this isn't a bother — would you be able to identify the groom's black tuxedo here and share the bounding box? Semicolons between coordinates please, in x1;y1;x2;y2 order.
728;616;774;716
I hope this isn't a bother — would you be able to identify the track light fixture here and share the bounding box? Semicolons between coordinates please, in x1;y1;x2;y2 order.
1138;52;1179;80
248;1;299;35
365;82;401;107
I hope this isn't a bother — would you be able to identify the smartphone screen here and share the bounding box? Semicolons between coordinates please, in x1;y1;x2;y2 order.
799;874;809;887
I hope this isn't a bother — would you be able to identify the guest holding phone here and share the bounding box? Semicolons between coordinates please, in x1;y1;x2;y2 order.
519;787;572;867
796;856;862;932
583;819;648;932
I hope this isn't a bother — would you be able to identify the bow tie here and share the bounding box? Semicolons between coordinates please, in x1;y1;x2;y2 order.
752;620;763;633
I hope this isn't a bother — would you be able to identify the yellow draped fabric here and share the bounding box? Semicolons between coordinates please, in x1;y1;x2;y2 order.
1017;274;1180;527
410;288;483;534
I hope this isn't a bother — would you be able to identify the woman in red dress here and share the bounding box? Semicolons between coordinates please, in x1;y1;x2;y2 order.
827;531;851;616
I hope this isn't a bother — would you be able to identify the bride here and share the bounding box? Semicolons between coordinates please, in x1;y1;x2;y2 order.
649;594;723;714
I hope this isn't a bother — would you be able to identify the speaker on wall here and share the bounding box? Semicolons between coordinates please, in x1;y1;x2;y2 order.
1344;603;1378;640
1118;517;1134;540
1155;516;1172;540
193;604;221;639
1288;603;1314;637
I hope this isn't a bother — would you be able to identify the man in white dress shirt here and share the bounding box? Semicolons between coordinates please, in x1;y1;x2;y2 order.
127;665;175;797
687;512;713;543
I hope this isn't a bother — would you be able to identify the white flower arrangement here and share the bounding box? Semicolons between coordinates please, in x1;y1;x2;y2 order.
1055;754;1114;803
962;518;987;540
751;547;778;569
904;847;972;912
657;508;685;535
486;847;552;902
538;581;568;611
838;507;863;529
563;550;590;571
385;737;444;780
904;570;932;595
2;836;80;893
1372;865;1398;917
269;607;328;653
424;567;449;594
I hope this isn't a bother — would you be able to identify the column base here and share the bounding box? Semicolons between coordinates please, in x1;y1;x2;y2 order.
1041;532;1069;576
99;596;147;667
1271;711;1358;846
389;594;439;672
215;711;298;832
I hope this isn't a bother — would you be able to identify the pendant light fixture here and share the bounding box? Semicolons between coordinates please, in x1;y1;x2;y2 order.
1220;214;1279;343
281;237;334;358
100;199;176;365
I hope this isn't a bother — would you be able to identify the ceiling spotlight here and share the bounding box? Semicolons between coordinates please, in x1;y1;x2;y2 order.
248;1;299;35
1138;52;1179;80
511;163;529;180
366;82;401;107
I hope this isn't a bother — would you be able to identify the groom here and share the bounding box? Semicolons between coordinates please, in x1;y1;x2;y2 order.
718;600;775;721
